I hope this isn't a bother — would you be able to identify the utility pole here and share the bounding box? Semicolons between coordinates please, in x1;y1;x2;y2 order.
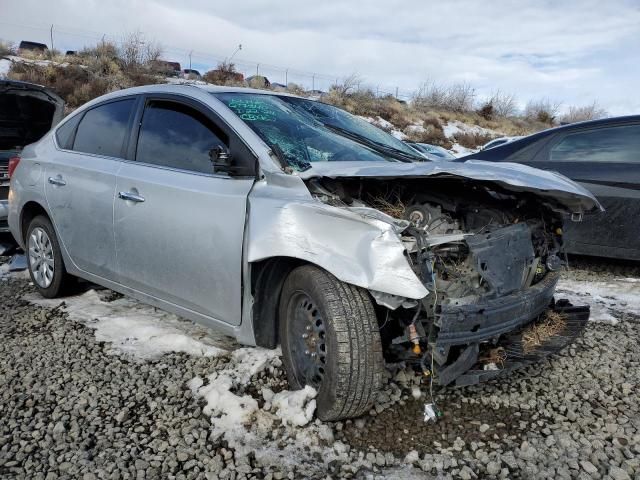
312;74;315;91
285;68;288;85
189;50;193;70
395;86;399;99
228;44;242;63
50;24;54;51
256;63;259;76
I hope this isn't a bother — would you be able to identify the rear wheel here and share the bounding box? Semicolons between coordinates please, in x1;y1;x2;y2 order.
26;215;74;298
279;265;384;421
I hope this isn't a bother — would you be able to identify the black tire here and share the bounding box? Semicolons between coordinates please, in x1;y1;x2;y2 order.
279;265;384;421
25;215;74;298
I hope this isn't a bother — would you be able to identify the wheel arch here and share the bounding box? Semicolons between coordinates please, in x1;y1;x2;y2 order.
250;256;308;348
20;201;50;244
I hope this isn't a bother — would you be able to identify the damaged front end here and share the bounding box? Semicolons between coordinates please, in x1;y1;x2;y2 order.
305;174;591;387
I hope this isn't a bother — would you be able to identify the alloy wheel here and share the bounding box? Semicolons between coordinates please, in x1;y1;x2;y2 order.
28;227;55;288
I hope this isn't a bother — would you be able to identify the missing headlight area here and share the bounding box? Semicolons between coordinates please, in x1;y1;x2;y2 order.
305;175;587;386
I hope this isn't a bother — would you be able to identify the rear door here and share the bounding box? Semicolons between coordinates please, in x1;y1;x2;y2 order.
45;97;137;279
114;95;255;326
526;123;640;258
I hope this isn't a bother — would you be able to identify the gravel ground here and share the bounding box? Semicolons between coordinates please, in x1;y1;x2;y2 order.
1;256;639;479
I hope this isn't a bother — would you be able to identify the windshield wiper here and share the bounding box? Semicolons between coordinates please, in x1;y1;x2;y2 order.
322;124;425;163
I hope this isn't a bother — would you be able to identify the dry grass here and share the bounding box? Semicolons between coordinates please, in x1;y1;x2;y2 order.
454;131;495;149
7;39;163;109
522;311;567;354
368;195;406;218
479;347;507;367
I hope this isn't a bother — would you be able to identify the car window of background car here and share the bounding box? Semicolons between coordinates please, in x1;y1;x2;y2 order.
55;114;82;150
135;100;229;174
72;99;135;158
550;124;640;163
214;93;397;171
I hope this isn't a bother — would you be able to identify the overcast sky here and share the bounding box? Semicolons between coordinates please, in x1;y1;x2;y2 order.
2;0;639;115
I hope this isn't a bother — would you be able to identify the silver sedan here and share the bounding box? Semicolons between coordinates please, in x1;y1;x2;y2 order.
8;85;599;420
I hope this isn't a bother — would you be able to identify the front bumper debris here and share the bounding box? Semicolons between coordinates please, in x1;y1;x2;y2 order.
439;299;590;387
435;271;559;347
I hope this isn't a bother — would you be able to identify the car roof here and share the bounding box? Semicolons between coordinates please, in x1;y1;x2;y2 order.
96;83;305;101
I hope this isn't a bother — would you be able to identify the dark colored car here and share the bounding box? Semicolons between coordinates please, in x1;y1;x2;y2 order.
0;80;64;231
404;141;456;161
183;69;201;79
459;116;640;261
18;41;48;54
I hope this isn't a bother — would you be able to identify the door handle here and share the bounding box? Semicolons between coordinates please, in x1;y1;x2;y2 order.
48;176;66;186
118;191;145;203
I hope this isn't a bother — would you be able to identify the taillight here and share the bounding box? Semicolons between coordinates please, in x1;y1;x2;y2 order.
8;156;21;178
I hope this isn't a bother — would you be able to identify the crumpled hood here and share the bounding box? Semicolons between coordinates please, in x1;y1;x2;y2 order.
296;160;603;215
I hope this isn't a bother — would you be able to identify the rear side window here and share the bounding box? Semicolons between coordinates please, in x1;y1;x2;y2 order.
135;100;228;174
550;124;640;163
55;114;82;150
73;99;135;158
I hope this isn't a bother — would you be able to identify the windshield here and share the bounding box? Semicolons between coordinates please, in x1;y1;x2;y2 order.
214;93;424;170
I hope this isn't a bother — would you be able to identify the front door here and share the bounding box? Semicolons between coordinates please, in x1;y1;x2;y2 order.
114;98;254;326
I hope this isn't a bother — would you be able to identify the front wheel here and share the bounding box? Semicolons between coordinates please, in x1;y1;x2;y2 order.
279;265;384;421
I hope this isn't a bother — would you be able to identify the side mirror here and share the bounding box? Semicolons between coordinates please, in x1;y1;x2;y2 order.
209;145;233;174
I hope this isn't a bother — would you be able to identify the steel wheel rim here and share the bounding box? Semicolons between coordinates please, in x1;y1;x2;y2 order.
28;227;55;288
286;291;327;388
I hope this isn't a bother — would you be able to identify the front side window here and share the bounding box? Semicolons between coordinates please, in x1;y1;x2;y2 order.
136;100;228;174
214;93;424;171
550;124;640;163
73;99;134;158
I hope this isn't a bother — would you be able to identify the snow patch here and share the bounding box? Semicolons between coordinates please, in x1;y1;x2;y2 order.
271;386;317;427
359;115;407;140
443;120;497;139
24;289;232;359
0;59;11;78
449;143;477;157
557;277;640;324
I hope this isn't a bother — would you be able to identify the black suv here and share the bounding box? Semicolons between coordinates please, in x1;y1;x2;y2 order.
459;116;640;261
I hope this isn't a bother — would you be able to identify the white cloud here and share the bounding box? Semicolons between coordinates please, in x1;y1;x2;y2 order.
1;0;639;114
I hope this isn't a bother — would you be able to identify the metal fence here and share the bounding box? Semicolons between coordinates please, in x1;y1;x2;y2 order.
0;21;415;100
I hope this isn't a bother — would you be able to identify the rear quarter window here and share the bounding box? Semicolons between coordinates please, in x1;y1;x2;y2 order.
72;99;135;158
55;114;82;150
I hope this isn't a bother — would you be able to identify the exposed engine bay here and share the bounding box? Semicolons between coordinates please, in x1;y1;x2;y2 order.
305;176;587;386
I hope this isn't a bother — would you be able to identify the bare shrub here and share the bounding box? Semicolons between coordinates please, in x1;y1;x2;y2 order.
524;98;561;124
204;61;244;86
453;132;494;149
330;73;362;96
119;31;162;73
447;82;476;113
0;40;16;57
286;83;306;95
405;117;452;149
77;41;121;76
476;102;494;120
489;90;518;118
413;80;475;113
560;102;608;124
413;81;448;111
